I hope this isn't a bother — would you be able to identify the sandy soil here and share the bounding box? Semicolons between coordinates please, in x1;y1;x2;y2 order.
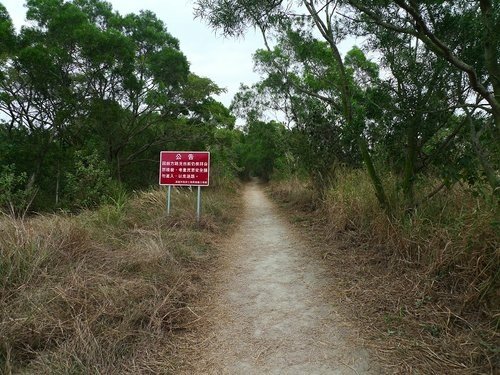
179;182;380;374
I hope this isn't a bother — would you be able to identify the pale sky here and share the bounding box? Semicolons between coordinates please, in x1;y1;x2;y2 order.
1;0;264;108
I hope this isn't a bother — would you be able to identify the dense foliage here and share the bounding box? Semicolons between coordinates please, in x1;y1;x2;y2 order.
198;0;499;209
0;0;239;213
2;1;497;213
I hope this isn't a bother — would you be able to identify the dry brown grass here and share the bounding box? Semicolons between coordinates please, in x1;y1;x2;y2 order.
0;184;240;374
269;172;499;374
268;176;317;210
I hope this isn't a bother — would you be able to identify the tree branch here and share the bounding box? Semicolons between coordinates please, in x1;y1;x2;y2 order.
392;0;500;119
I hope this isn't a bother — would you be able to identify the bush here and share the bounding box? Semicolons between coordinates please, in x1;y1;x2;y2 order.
0;164;37;217
63;150;112;209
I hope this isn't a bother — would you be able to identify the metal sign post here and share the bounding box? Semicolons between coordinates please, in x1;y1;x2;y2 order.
166;185;171;216
196;186;202;222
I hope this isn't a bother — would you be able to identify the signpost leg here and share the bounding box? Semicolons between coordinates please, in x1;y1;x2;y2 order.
196;186;201;222
167;186;171;216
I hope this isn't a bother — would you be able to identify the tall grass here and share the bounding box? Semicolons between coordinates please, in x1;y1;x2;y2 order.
322;169;499;305
0;185;240;374
269;170;499;373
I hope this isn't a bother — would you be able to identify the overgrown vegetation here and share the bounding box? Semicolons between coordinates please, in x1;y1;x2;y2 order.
270;176;498;373
0;184;240;373
199;1;499;205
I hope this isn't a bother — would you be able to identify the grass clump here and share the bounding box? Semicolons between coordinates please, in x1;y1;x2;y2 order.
0;185;240;374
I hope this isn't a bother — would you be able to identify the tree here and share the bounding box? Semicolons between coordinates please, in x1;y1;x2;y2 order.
348;0;500;129
196;0;391;207
347;0;499;196
231;32;367;189
237;120;285;181
196;0;499;201
0;0;237;211
0;3;15;57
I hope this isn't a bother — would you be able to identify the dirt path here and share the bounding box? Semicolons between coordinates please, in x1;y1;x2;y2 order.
180;182;379;374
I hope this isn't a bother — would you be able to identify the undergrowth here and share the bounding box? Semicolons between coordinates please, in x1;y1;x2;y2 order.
0;184;240;374
270;171;499;374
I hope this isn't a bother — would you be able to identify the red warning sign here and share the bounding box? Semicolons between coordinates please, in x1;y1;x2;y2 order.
159;151;210;186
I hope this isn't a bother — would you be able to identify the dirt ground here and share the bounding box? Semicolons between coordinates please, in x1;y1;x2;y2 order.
176;182;380;374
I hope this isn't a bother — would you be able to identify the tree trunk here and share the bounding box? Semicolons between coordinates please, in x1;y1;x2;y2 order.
358;137;390;210
116;153;122;183
480;0;500;130
304;2;389;210
55;161;60;206
466;110;499;194
402;117;419;208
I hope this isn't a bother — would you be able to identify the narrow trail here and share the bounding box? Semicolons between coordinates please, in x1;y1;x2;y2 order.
180;182;379;374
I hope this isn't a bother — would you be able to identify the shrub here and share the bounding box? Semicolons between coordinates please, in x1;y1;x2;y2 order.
63;150;112;209
0;164;37;217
